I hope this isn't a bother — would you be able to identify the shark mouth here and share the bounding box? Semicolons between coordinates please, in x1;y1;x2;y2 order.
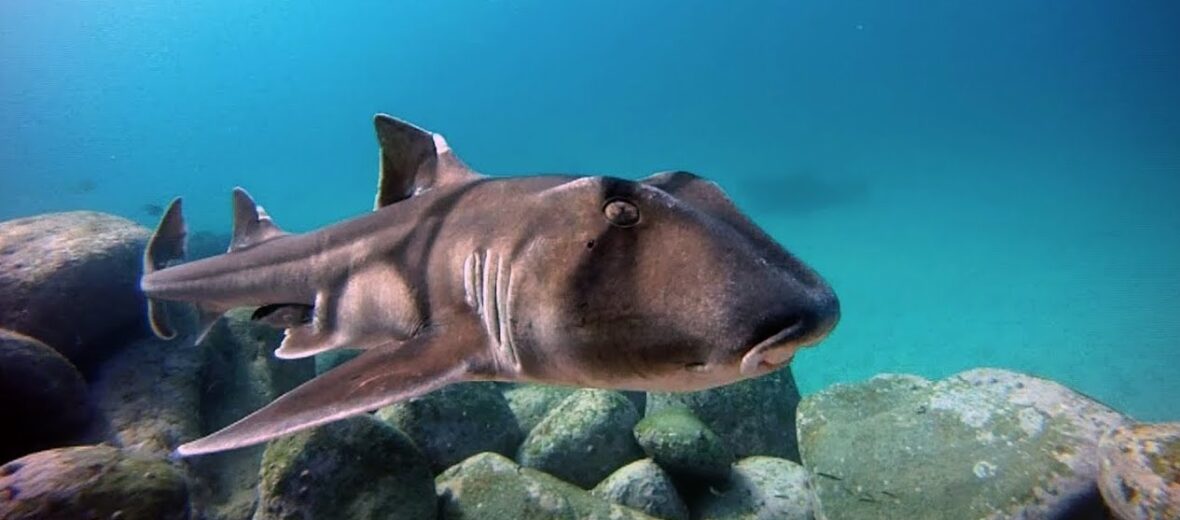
738;320;811;376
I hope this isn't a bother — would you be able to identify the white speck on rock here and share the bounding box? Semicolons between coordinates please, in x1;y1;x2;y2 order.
927;385;997;428
973;460;998;479
1017;407;1045;437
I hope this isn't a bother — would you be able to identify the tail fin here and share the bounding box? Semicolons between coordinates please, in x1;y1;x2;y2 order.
144;198;187;340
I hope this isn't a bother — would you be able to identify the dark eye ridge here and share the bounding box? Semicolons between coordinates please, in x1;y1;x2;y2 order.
603;199;640;227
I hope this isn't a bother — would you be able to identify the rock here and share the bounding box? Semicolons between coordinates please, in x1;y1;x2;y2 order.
255;414;436;520
200;308;315;428
88;334;203;457
0;329;91;463
694;456;816;520
501;383;577;434
0;211;149;368
0;445;190;520
518;389;645;488
314;348;360;375
633;405;734;483
592;458;690;520
187;308;314;520
378;382;523;474
798;369;1129;520
188;230;231;260
1098;422;1180;520
437;451;659;519
647;366;802;461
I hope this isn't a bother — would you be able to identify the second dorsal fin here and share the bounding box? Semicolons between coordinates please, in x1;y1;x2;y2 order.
230;187;286;252
373;113;480;209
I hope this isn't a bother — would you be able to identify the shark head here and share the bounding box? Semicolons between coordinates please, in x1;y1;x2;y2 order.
508;172;839;391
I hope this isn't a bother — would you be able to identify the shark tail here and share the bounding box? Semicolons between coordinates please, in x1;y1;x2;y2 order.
142;197;229;344
143;198;187;340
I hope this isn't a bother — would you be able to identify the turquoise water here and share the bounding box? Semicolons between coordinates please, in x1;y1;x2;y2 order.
2;1;1178;420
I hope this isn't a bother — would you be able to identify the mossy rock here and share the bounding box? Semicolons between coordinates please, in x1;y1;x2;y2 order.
0;445;189;520
0;211;149;369
437;452;659;519
647;366;802;461
314;348;361;376
378;382;523;473
190;308;315;520
634;405;734;482
255;415;436;520
501;383;577;434
592;458;689;520
88;333;203;457
0;329;91;463
517;389;644;488
693;456;815;519
1098;422;1180;520
798;369;1128;520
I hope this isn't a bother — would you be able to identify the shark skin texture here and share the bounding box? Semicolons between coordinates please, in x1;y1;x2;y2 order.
139;114;841;456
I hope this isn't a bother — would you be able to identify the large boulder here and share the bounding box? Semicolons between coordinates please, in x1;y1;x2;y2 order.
693;456;816;520
0;445;190;520
798;369;1129;520
199;308;315;431
0;329;91;463
1097;422;1180;520
313;348;360;376
592;458;690;520
0;211;149;368
187;308;314;520
647;366;802;461
255;415;436;520
88;333;204;457
501;383;577;434
437;452;659;519
633;405;734;483
517;389;645;488
377;382;523;473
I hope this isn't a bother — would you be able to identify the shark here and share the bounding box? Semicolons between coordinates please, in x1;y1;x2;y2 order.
139;114;840;456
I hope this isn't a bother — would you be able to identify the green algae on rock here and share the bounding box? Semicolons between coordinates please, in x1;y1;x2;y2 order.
798;369;1129;520
592;458;690;520
88;333;203;457
0;329;91;463
647;366;803;461
502;383;578;434
0;211;150;369
0;445;189;520
693;456;816;520
378;381;523;474
188;308;314;520
634;405;734;482
437;451;660;519
518;388;645;488
314;348;361;376
1098;422;1180;520
255;415;436;520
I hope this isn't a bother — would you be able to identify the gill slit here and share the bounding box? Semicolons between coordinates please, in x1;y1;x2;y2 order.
463;249;520;374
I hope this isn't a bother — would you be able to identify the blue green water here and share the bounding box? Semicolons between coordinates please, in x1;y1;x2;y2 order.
2;1;1178;420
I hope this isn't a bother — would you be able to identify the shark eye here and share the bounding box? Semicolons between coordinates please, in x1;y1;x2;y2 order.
603;199;640;227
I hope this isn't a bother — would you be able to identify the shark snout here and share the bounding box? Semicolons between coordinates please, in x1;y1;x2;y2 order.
739;284;839;376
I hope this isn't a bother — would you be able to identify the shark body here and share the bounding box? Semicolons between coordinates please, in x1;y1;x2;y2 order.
140;114;840;456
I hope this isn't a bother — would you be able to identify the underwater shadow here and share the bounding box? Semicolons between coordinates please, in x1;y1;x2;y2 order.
727;171;869;217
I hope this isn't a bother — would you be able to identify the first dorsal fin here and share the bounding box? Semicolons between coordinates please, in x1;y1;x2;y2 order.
230;187;286;252
373;113;480;209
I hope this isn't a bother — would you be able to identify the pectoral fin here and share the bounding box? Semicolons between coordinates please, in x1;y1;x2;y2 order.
176;321;491;456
